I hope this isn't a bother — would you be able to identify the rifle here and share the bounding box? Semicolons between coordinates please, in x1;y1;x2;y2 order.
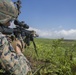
14;20;39;56
0;19;39;56
22;29;39;56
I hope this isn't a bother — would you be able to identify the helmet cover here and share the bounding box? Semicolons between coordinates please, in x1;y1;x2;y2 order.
0;0;18;24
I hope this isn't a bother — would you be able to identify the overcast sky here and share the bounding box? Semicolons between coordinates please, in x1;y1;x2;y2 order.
12;0;76;39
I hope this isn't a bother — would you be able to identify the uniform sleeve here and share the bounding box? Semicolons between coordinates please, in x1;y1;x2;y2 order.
0;34;32;75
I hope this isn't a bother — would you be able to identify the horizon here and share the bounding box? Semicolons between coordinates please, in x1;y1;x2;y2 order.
11;0;76;39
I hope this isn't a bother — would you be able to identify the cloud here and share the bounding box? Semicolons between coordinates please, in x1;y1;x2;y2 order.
9;22;76;39
29;27;76;39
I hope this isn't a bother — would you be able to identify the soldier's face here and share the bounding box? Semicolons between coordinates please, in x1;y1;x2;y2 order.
5;21;11;26
4;19;12;26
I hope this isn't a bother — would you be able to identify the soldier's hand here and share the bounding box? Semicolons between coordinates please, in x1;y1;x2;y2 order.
15;40;22;54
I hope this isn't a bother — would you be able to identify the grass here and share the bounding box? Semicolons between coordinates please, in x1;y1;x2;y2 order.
0;38;76;75
24;38;76;75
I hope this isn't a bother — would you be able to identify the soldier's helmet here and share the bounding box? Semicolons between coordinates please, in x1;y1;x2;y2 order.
0;0;18;24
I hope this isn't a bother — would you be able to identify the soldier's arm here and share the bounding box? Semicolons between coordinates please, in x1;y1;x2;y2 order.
0;33;32;75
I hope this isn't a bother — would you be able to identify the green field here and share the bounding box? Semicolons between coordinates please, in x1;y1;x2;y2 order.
25;38;76;75
1;38;76;75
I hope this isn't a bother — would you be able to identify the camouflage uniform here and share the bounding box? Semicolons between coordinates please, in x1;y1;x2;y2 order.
0;0;32;75
0;32;32;75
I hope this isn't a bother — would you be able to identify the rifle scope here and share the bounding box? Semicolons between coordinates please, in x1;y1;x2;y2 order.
14;20;29;29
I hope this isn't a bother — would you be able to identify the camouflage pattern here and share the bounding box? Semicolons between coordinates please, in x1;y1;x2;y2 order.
0;0;18;24
0;32;32;75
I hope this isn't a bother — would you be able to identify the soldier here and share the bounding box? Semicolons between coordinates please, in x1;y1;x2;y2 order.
0;0;32;75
